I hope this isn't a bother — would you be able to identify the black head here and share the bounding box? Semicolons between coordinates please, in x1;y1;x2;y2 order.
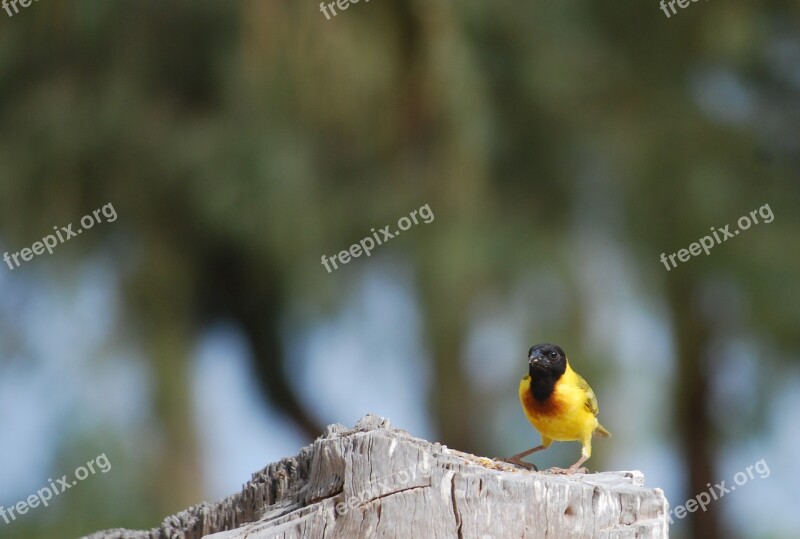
527;343;567;377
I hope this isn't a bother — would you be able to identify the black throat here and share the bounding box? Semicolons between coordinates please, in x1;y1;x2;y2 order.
528;364;564;402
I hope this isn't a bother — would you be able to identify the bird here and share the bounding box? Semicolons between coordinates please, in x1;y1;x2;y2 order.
501;343;611;474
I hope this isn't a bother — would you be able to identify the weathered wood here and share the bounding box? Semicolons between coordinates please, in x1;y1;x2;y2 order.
83;415;669;539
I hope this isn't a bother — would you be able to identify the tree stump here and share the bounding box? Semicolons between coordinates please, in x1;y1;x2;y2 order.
83;414;669;539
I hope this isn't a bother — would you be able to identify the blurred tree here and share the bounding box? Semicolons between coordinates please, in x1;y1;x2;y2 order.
0;1;798;537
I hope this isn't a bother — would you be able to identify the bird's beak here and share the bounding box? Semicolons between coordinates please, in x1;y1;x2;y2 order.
529;353;545;366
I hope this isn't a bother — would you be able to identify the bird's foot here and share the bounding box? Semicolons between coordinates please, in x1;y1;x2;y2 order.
495;457;538;471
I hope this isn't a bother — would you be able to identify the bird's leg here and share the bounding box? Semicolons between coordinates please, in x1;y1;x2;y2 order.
547;442;591;475
567;454;589;475
497;444;547;470
547;453;589;475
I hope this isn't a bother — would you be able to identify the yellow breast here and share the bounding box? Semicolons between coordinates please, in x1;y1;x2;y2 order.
519;365;598;442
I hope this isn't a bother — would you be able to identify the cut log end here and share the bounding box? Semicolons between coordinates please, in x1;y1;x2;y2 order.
83;414;669;539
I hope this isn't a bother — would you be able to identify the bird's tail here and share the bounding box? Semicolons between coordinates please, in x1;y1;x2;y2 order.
593;424;611;438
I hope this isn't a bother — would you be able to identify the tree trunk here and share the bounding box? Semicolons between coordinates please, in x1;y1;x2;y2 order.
83;415;669;539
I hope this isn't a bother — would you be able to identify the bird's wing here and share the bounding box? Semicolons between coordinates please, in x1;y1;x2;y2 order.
576;374;599;416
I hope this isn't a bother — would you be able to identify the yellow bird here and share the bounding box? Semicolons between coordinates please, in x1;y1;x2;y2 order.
503;343;610;474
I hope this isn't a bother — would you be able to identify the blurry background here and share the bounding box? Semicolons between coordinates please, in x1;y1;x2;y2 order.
1;1;799;538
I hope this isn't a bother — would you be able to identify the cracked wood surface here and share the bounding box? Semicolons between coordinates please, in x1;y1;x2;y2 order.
83;415;669;539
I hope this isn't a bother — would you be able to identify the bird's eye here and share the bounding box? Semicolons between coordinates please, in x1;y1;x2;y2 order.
549;351;557;359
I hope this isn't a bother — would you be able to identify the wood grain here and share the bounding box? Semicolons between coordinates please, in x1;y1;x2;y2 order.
83;415;669;539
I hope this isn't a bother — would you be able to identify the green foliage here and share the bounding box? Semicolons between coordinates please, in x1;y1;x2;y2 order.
1;1;798;537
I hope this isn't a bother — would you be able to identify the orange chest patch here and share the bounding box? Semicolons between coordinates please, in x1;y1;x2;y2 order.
518;372;597;442
521;383;566;417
